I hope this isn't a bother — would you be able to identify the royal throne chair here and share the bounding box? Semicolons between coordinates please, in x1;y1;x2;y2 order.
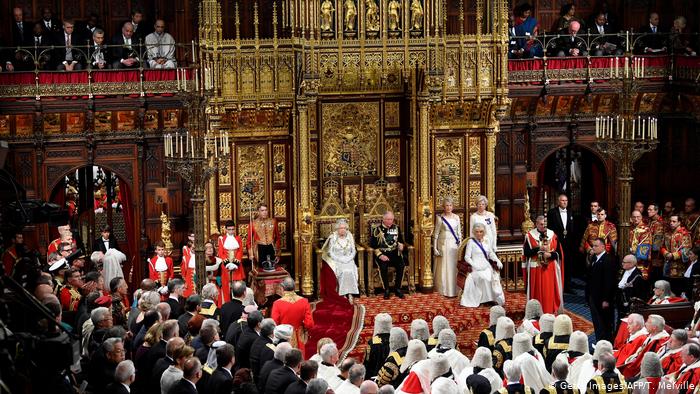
360;191;415;295
313;185;365;299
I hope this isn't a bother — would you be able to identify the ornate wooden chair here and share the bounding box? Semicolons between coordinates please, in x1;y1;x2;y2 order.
360;192;415;295
313;192;364;298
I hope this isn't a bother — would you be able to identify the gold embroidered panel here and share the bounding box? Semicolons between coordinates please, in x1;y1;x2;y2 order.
274;189;287;218
273;144;286;183
310;140;318;181
469;180;481;208
278;222;287;249
384;101;400;128
321;102;379;177
219;159;231;185
237;145;267;217
219;192;232;221
384;138;401;177
468;136;481;175
238;224;249;247
435;138;463;207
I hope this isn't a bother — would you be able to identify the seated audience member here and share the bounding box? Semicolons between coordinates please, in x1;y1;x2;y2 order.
619;314;669;379
669;344;700;392
428;329;470;377
493;317;516;378
533;314;555;357
411;319;437;351
431;315;451;342
511;333;550;392
586;353;627;394
145;19;176;69
78;13;101;44
561;331;592;391
551;21;587;57
327;357;356;389
460;346;503;393
364;313;392;378
89;29;108;69
649;280;682;304
500;360;536;394
307;378;330;394
377;327;409;388
588;0;618;32
640;353;663;394
659;329;687;376
519;299;543;336
317;342;341;382
478;306;505;352
544;315;572;370
54;20;84;71
589;13;622;56
513;3;543;58
336;364;366;394
614;313;648;367
110;22;141;69
398;340;428;384
636;13;667;54
553;4;585;32
540;358;575;394
105;360;136;394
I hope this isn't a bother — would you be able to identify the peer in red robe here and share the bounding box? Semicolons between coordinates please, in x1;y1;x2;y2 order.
181;235;195;297
148;242;174;286
614;319;648;368
620;329;670;379
522;218;564;314
660;347;685;376
271;281;314;358
217;221;245;303
673;359;700;394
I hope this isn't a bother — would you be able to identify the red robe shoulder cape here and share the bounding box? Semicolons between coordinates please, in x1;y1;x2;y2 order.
271;291;314;357
148;255;174;284
217;234;245;303
523;229;564;314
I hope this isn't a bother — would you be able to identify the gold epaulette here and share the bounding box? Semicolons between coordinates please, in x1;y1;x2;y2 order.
266;343;277;351
481;329;495;346
547;337;569;351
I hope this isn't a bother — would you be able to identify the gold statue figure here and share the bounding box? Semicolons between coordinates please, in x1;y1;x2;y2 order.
388;0;401;31
321;0;335;32
160;211;173;254
344;0;357;31
365;0;380;32
410;0;423;30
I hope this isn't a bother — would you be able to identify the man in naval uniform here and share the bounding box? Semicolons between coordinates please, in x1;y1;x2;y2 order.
370;211;406;299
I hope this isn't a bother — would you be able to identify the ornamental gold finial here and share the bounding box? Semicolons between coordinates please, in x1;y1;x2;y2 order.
521;191;535;234
160;211;173;254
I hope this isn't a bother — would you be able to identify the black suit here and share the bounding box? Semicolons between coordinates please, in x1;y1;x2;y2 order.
105;382;130;394
235;326;260;369
110;34;141;69
207;367;233;394
551;32;589;57
87;349;118;392
168;378;198;394
264;366;298;394
585;252;617;341
250;336;275;384
93;236;121;253
258;359;284;392
636;25;667;54
589;24;623;55
616;267;647;316
12;21;32;47
220;299;245;335
52;31;84;70
685;260;700;301
283;379;307;394
38;18;62;36
167;296;184;319
547;207;576;289
151;356;176;393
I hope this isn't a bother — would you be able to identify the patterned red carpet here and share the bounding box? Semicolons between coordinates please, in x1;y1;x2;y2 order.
307;293;593;359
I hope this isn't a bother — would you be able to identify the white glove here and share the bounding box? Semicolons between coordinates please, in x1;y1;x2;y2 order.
158;286;168;295
433;248;441;256
496;260;503;270
226;262;238;271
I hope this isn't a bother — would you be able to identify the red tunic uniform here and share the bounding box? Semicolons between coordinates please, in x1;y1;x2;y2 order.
271;291;315;358
2;245;19;276
661;226;692;278
59;285;81;312
181;251;196;298
217;234;245;303
580;220;617;254
522;228;564;314
148;255;174;285
247;218;280;263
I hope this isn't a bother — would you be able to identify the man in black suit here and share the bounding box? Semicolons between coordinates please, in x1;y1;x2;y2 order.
586;238;617;342
105;360;136;394
178;295;201;338
166;279;185;319
220;280;246;335
250;318;276;383
142;319;179;391
551;21;588;57
38;7;61;36
265;349;303;394
207;343;235;394
684;247;700;300
6;8;33;71
259;342;292;392
636;12;667;54
53;19;84;71
88;338;126;392
589;13;622;56
150;337;183;393
11;8;32;47
235;310;263;369
284;360;318;394
78;13;102;45
110;22;141;69
93;225;120;253
547;193;576;292
617;255;648;316
129;8;151;45
169;357;202;394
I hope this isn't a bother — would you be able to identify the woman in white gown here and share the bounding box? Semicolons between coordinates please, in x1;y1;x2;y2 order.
433;198;461;297
470;195;498;252
460;223;505;307
321;219;358;300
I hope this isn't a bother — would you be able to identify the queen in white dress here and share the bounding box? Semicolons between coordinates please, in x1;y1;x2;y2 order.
321;219;359;299
460;223;505;307
433;198;462;297
470;195;498;252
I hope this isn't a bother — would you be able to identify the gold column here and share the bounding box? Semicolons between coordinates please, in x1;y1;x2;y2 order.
296;97;315;296
417;93;434;290
486;126;498;212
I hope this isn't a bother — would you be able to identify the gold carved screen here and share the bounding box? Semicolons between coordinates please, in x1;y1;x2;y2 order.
321;102;380;177
433;135;484;212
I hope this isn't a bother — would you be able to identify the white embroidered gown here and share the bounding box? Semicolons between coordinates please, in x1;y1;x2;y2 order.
321;231;359;295
433;214;461;297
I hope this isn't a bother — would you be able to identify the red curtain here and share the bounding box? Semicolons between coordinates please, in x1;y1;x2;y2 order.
676;56;700;68
119;181;137;282
509;59;544;71
0;72;34;85
38;72;88;84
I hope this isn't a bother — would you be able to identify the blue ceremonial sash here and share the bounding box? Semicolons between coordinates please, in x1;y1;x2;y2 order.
471;237;491;261
440;215;460;244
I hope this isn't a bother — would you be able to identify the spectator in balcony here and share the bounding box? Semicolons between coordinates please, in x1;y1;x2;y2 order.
38;7;62;36
6;7;34;71
590;13;622;56
30;22;51;70
79;14;102;45
90;29;109;70
513;3;543;58
589;0;618;33
670;16;697;56
54;20;85;71
551;21;587;58
130;9;151;45
508;10;524;59
111;22;141;69
636;13;667;54
554;4;585;33
12;7;32;47
146;20;177;69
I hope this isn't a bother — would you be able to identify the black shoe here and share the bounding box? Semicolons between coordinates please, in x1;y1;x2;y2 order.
384;290;391;299
395;289;404;299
